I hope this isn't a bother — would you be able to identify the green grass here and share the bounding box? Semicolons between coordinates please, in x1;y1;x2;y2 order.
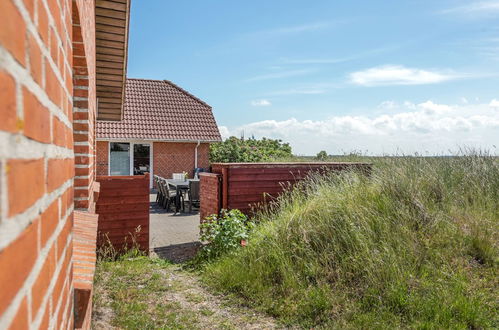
93;256;202;329
93;253;277;329
203;154;499;328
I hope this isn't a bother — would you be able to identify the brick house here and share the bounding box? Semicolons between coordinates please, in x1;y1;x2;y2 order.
0;0;131;328
96;78;221;187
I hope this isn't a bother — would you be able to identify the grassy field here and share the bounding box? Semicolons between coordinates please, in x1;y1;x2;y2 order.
203;154;499;328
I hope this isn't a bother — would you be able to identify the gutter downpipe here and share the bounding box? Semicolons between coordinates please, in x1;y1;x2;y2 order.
194;140;201;177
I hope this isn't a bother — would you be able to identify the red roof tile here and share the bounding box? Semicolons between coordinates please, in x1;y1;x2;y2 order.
97;78;222;142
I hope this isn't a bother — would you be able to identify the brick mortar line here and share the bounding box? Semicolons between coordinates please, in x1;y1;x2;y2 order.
74;141;90;146
0;209;73;329
74;262;96;268
46;256;71;329
0;131;74;159
73;186;91;190
0;47;73;129
0;179;73;251
74;165;90;169
13;0;73;101
50;260;73;329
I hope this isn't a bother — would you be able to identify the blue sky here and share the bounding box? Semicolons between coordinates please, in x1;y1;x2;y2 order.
127;0;499;155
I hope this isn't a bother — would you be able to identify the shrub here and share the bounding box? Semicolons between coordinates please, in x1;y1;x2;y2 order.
315;150;328;160
209;136;292;163
203;153;499;328
198;209;255;260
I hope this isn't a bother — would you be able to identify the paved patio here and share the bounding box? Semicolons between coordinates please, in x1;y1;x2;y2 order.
149;193;202;262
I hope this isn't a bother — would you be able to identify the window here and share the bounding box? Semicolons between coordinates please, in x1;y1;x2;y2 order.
109;142;151;177
110;142;130;175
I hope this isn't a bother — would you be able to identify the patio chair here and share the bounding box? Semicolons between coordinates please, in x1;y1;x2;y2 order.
187;180;200;213
163;179;178;211
154;175;162;203
156;177;167;206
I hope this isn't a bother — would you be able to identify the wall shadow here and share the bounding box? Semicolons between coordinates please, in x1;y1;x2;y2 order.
152;241;203;263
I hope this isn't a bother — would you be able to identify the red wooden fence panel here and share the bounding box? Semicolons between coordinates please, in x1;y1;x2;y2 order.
206;162;371;216
199;172;222;220
96;174;149;252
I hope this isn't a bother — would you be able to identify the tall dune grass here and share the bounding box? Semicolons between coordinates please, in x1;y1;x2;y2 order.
203;154;498;328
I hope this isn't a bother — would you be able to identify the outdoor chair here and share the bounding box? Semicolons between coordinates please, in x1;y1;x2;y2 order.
187;180;200;213
154;175;162;203
163;179;178;211
157;177;167;206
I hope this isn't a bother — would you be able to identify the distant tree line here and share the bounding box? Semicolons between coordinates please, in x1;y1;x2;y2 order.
209;136;292;163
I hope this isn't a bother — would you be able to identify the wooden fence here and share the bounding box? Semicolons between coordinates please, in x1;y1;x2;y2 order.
199;172;222;220
96;174;149;252
200;162;371;218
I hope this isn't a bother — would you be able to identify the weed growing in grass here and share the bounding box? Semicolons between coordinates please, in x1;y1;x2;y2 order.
97;226;145;261
203;153;499;328
197;209;255;262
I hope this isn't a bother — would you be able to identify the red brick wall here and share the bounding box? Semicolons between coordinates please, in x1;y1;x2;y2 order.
96;140;109;176
0;0;75;328
199;173;222;220
153;142;210;181
73;0;97;212
96;174;150;252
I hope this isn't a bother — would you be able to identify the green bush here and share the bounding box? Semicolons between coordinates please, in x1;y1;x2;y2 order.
203;154;499;328
209;136;292;163
315;150;328;161
199;209;255;261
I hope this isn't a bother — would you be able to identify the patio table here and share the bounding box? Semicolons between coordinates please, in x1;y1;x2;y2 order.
168;179;200;213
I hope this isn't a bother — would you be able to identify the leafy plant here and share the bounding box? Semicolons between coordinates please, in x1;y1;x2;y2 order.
209;136;292;163
199;209;255;260
315;150;328;160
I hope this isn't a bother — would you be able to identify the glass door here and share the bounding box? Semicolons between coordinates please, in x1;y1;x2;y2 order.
133;144;150;175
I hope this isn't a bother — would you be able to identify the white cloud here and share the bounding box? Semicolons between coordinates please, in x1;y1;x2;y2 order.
418;100;453;115
378;100;397;109
490;99;499;107
349;65;457;86
441;1;499;14
218;126;231;140
461;97;469;104
220;101;499;155
251;99;272;107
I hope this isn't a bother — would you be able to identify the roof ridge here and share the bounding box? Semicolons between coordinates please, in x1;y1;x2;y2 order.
162;79;212;108
126;77;163;82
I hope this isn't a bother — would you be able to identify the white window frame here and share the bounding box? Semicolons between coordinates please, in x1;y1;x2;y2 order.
108;140;154;188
